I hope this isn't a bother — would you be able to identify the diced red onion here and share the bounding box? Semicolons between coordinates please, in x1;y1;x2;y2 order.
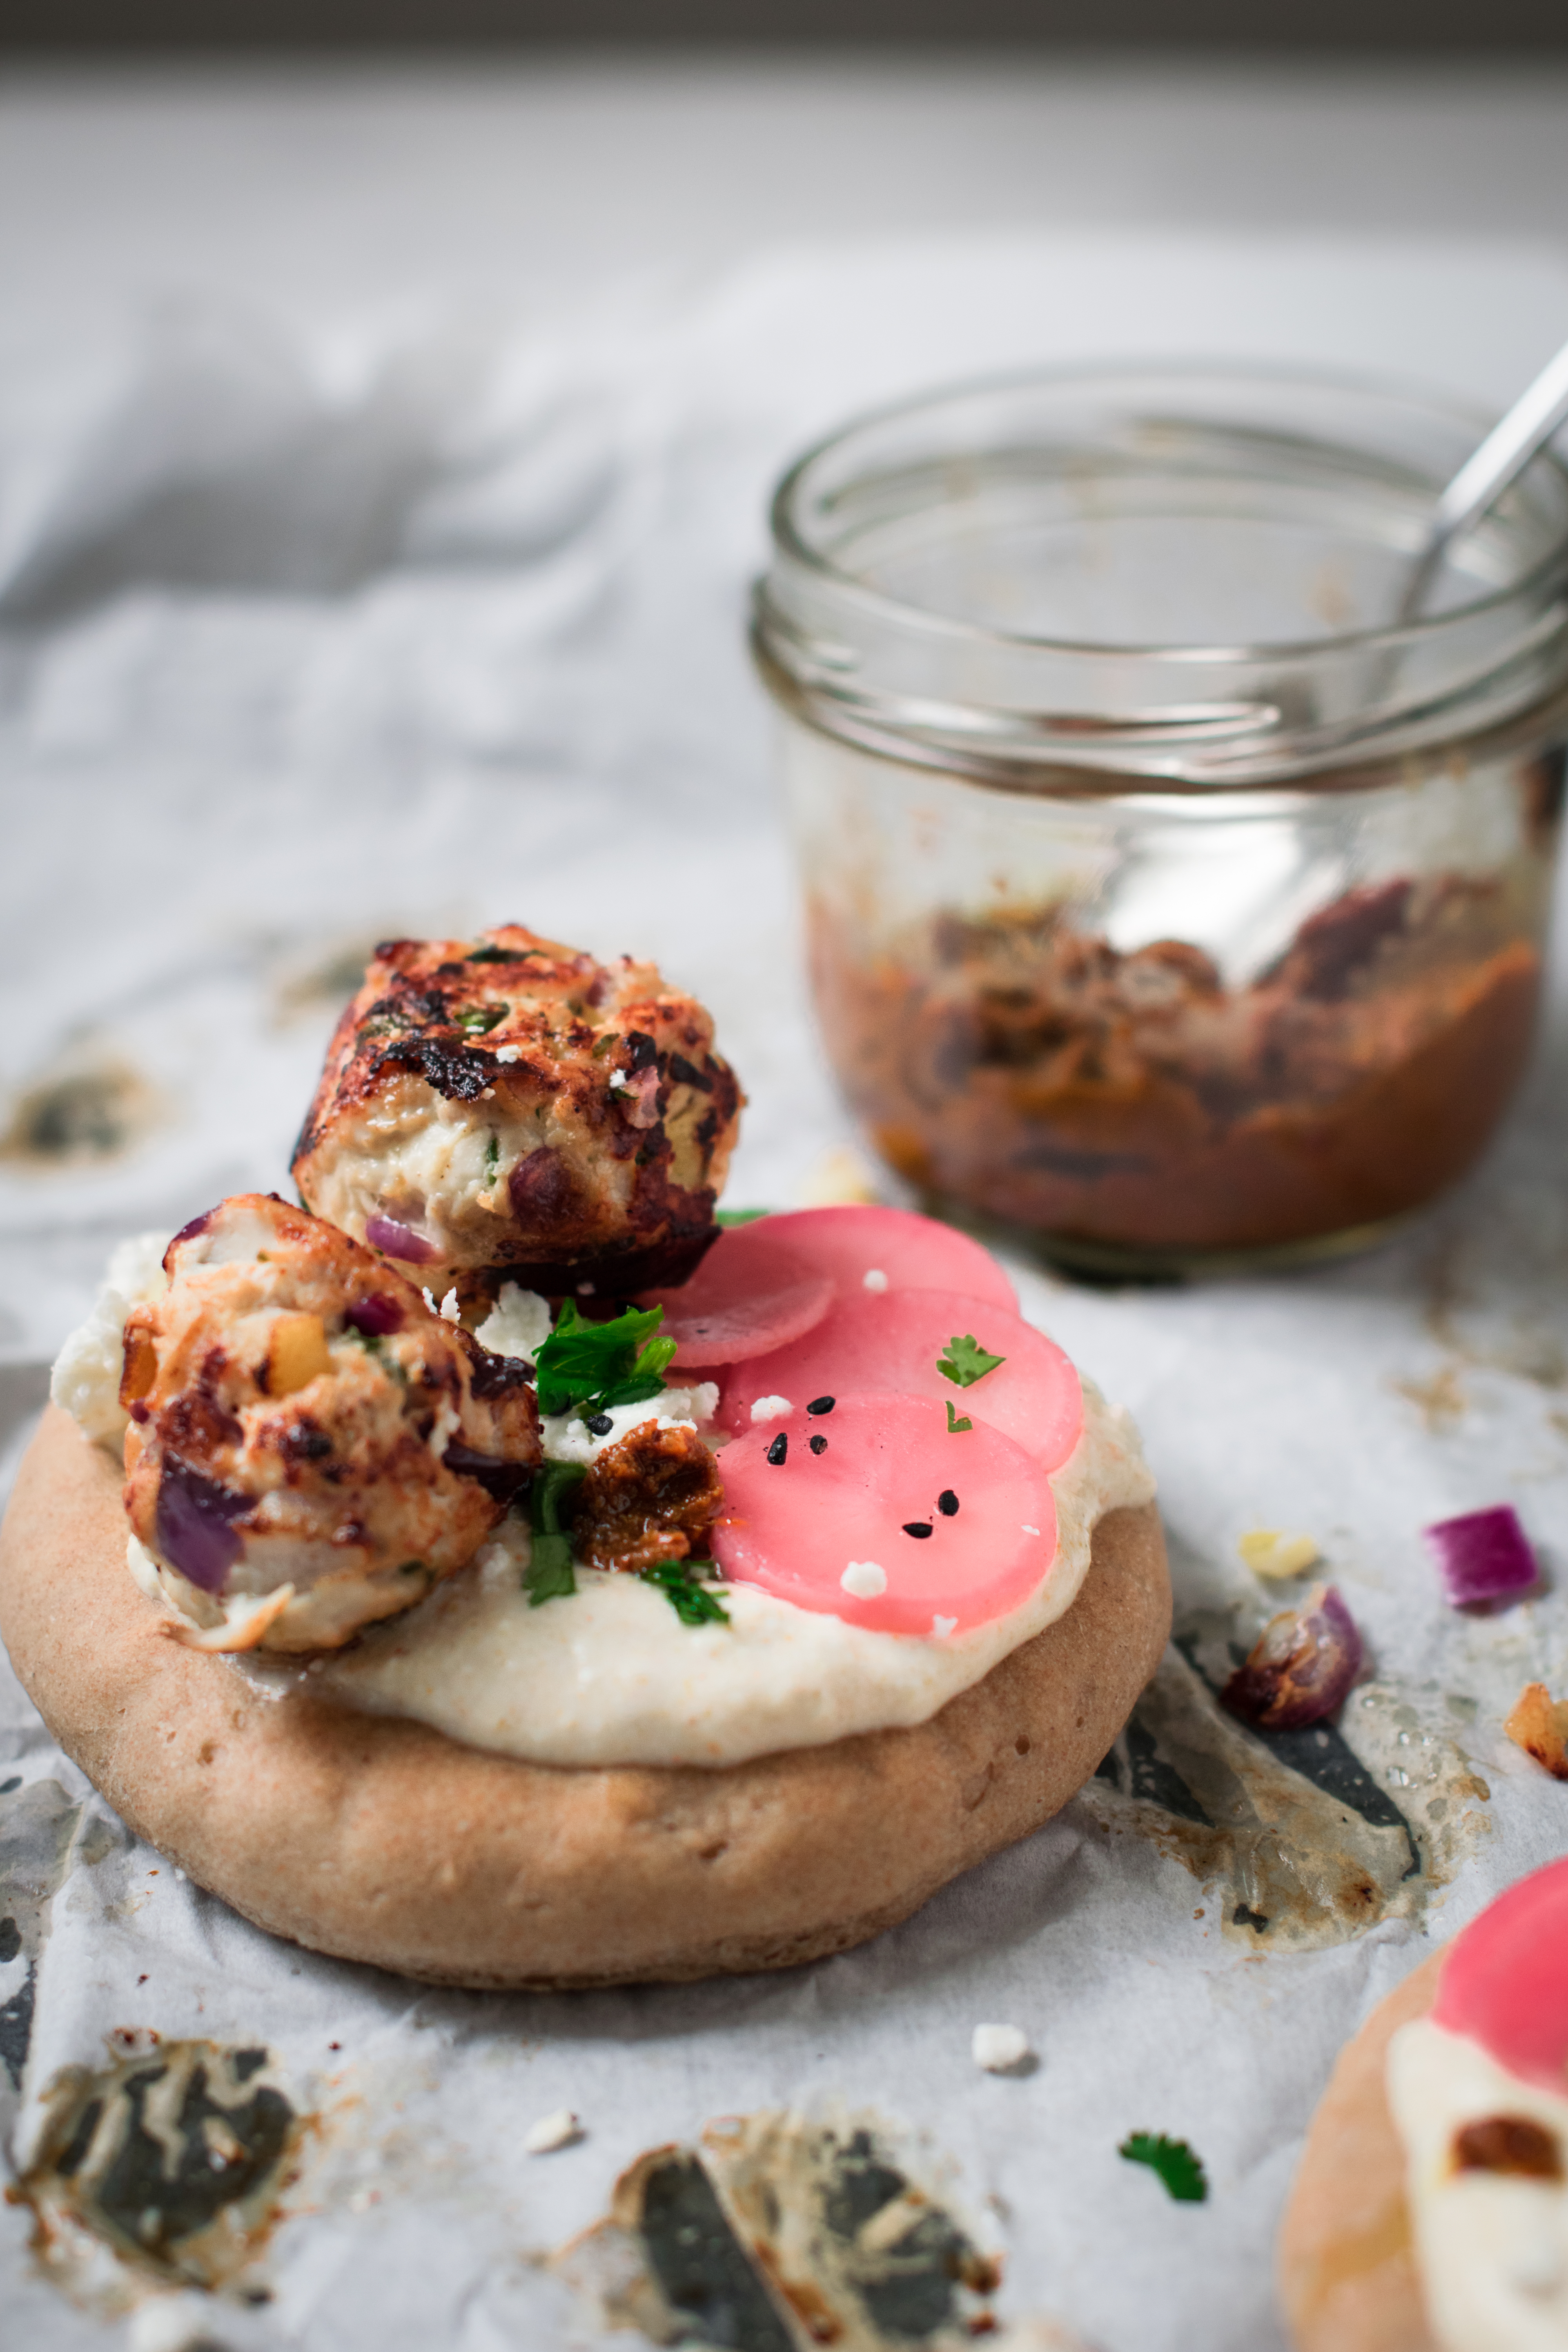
1221;1583;1363;1732
365;1214;439;1266
1424;1505;1538;1608
346;1292;405;1336
154;1457;247;1593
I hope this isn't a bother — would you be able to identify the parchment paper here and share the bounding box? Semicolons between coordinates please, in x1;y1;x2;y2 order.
4;227;1568;2352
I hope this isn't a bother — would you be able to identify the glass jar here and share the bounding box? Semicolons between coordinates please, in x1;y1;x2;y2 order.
753;365;1568;1277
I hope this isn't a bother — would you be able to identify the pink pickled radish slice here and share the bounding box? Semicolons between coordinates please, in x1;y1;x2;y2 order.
645;1204;1015;1368
654;1277;835;1370
1433;1856;1568;2092
716;1286;1082;1471
712;1392;1056;1635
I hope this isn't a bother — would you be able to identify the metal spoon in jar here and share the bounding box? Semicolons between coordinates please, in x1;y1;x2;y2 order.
1397;330;1568;623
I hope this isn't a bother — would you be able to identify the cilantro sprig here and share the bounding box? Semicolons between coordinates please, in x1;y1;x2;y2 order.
523;1461;586;1606
533;1300;677;1420
1119;2133;1207;2203
641;1559;730;1627
946;1400;974;1434
937;1334;1005;1389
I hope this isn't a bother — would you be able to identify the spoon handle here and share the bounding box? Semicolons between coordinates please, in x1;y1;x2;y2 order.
1399;334;1568;622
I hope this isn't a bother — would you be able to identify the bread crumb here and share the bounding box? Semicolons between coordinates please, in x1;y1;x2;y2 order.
1238;1528;1320;1580
972;2023;1031;2073
1505;1682;1568;1780
524;2107;583;2154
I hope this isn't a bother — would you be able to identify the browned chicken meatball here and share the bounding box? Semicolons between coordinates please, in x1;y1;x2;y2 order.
291;924;742;1299
121;1193;541;1652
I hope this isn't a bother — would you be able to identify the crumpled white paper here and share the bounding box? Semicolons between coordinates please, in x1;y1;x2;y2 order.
4;227;1568;2352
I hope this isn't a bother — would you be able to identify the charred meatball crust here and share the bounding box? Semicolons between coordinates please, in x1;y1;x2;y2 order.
122;1194;540;1652
291;926;742;1297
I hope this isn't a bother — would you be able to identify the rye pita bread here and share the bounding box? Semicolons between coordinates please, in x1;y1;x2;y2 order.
0;1404;1170;1989
1278;1949;1445;2352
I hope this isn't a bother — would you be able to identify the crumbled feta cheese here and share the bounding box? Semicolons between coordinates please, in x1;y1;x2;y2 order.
971;2023;1031;2073
1021;1525;1040;1537
495;1044;522;1064
841;1561;887;1598
608;1069;632;1091
750;1395;793;1424
51;1230;171;1452
932;1614;958;1639
474;1282;552;1359
862;1267;889;1293
542;1383;720;1466
524;2107;582;2154
1237;1528;1321;1580
437;1287;461;1324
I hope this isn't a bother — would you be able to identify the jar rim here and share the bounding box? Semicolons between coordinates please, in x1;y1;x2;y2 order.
766;356;1568;661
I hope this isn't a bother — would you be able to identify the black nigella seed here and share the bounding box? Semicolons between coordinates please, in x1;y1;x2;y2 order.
809;1434;828;1455
806;1395;835;1416
902;1521;934;1539
766;1433;788;1466
585;1412;614;1436
938;1489;959;1516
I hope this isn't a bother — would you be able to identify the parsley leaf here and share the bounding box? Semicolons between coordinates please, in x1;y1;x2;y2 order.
534;1299;677;1419
466;945;528;964
1119;2133;1208;2203
946;1400;974;1434
457;1004;507;1034
485;1134;499;1179
640;1559;731;1627
523;1461;586;1606
936;1334;1005;1388
715;1208;770;1227
590;1032;621;1060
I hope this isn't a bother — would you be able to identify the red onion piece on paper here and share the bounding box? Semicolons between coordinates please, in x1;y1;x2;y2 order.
1221;1583;1363;1732
1424;1505;1538;1607
365;1214;439;1266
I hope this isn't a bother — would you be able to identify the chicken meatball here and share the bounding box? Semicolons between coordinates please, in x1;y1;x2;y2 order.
121;1193;541;1652
291;925;742;1300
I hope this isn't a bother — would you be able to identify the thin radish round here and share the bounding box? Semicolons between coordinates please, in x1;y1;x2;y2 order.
712;1393;1055;1636
644;1203;1015;1368
715;1286;1082;1471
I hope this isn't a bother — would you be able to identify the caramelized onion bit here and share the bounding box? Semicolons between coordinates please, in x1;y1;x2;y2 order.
1453;2116;1563;2179
1221;1582;1363;1731
1424;1504;1538;1607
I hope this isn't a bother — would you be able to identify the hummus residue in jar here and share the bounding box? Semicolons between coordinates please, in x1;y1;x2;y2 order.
291;1379;1153;1769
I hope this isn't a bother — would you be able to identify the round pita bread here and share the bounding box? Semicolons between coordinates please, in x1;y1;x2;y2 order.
0;1405;1169;1989
1278;1950;1445;2352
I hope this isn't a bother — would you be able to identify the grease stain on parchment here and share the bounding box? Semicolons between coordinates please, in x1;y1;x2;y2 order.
1085;1637;1490;1953
553;2108;1019;2352
9;2037;306;2319
0;1053;165;1169
0;1778;122;2107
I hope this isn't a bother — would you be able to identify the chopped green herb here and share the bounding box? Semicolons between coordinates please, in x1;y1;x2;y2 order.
457;1004;508;1034
936;1334;1006;1389
466;945;527;964
344;1328;407;1386
640;1559;731;1627
534;1299;677;1419
398;1558;427;1576
715;1208;770;1227
524;1462;587;1605
485;1134;500;1180
946;1400;974;1434
1119;2134;1207;2203
591;1032;621;1059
